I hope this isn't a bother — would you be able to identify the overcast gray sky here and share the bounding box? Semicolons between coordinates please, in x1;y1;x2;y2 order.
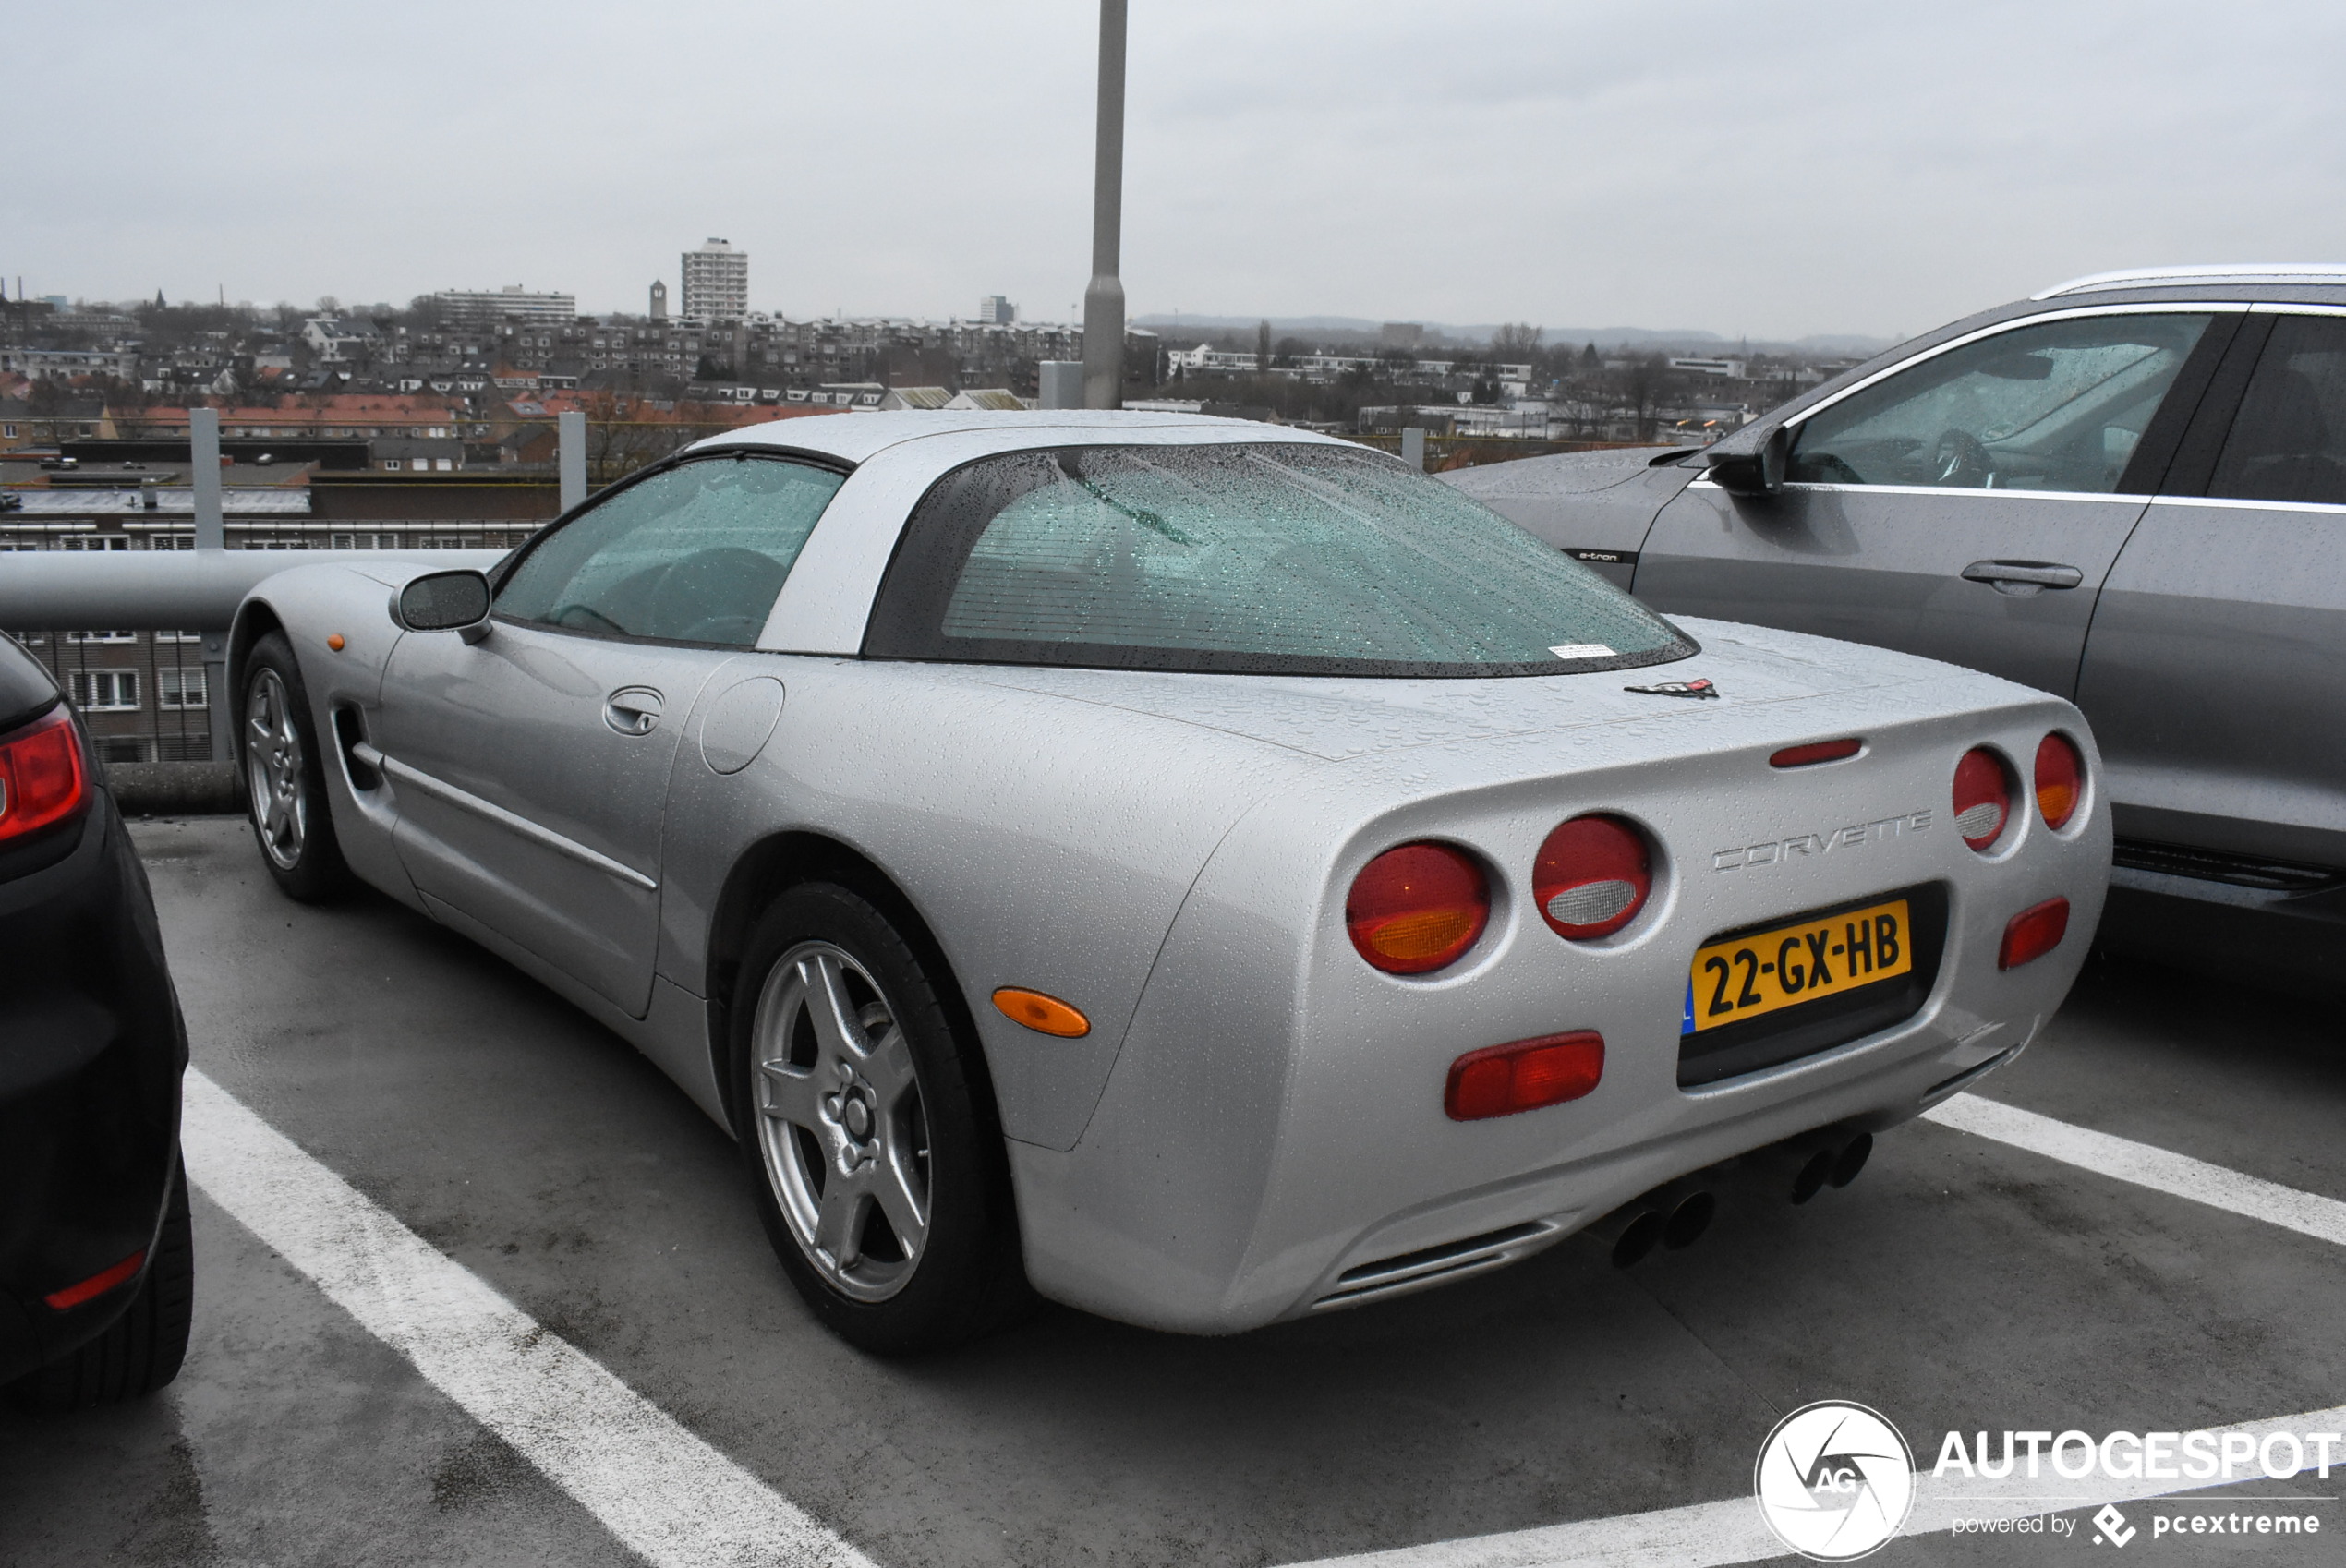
8;1;2343;342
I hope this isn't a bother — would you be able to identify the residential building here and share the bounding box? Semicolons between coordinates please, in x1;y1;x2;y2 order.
977;296;1016;325
429;286;577;333
681;239;748;322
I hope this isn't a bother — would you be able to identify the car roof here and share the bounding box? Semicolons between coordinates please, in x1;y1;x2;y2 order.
1704;269;2346;453
681;409;1355;467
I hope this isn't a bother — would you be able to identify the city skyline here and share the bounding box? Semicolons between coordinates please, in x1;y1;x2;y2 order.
6;2;2345;341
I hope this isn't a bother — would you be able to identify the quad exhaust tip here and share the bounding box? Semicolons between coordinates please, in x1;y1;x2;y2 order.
1597;1128;1873;1269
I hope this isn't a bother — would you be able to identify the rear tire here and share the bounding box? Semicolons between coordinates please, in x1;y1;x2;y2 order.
240;631;351;902
7;1157;195;1412
732;882;1029;1355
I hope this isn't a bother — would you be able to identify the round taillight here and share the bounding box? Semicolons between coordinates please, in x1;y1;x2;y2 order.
1953;748;2013;850
1533;814;1652;940
2034;732;2084;829
1347;842;1490;974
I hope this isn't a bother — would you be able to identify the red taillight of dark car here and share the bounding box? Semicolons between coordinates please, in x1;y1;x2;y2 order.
0;706;90;846
2000;897;2071;971
1347;842;1491;974
1445;1031;1605;1120
1952;747;2013;851
1533;814;1653;939
2034;732;2085;829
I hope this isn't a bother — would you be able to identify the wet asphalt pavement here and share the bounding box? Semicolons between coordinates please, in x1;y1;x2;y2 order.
3;816;2341;1567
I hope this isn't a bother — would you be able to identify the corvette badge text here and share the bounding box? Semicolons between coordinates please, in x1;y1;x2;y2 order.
1714;809;1933;874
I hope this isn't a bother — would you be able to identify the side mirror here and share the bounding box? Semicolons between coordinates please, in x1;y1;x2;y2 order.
1705;425;1790;496
393;570;493;641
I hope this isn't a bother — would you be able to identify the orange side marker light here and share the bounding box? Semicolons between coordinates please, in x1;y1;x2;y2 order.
993;987;1091;1037
327;633;346;652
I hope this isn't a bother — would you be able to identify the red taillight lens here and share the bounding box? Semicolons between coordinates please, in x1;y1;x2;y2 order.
1347;842;1490;974
2034;733;2084;829
1770;738;1862;768
1999;897;2071;970
0;706;90;845
1952;748;2013;851
1445;1031;1605;1120
1533;814;1652;939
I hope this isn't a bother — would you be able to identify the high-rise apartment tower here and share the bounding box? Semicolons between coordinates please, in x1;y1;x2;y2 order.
680;239;747;321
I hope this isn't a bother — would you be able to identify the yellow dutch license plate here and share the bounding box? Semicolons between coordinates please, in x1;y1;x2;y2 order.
1684;898;1913;1033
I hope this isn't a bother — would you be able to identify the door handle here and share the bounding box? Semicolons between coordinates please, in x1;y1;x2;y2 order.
604;686;665;736
1960;560;2084;597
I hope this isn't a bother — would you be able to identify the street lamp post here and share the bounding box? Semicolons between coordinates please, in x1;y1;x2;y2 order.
1082;0;1127;410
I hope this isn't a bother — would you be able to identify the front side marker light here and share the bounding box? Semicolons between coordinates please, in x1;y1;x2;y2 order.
1445;1031;1605;1120
993;988;1091;1037
1999;898;2071;971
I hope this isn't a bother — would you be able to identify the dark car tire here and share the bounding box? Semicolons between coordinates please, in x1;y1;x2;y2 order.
732;882;1031;1355
240;631;351;902
7;1157;194;1413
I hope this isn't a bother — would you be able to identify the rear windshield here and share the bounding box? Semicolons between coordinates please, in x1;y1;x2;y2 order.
864;443;1695;677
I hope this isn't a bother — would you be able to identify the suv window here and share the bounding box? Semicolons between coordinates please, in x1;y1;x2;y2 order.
2207;314;2346;506
495;455;845;645
865;443;1693;677
1790;313;2212;494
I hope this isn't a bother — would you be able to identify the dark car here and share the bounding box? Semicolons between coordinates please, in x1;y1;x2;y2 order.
0;633;191;1410
1445;265;2346;974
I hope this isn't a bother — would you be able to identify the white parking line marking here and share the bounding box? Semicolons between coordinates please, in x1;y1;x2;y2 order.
1289;1400;2346;1568
1922;1092;2346;1247
1289;1103;2346;1568
179;1068;874;1568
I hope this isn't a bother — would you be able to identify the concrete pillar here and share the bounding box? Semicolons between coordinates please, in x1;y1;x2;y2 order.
559;410;587;513
1081;0;1127;410
189;407;224;551
1038;361;1084;411
189;407;234;765
1401;427;1427;471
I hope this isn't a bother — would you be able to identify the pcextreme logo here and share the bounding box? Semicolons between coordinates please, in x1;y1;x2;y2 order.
1754;1401;1917;1561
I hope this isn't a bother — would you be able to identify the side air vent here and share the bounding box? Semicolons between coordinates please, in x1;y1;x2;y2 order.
1311;1220;1559;1311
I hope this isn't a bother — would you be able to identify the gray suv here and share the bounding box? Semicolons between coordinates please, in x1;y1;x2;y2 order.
1445;266;2346;967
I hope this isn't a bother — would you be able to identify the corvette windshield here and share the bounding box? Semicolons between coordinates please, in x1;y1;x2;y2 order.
865;443;1693;677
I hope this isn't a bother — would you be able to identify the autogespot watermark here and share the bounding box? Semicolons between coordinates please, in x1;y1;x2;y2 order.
1754;1402;1917;1561
1756;1408;2339;1557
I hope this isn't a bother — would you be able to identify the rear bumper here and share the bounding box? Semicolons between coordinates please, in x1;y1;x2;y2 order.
1007;691;2108;1334
0;795;187;1383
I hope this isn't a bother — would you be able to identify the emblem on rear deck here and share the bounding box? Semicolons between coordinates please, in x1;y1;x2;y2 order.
1625;677;1720;699
1754;1400;1916;1560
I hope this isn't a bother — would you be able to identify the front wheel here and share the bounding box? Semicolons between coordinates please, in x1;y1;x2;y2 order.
241;632;350;902
733;883;1028;1354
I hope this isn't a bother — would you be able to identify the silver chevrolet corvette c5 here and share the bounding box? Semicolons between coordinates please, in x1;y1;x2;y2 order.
228;412;2107;1352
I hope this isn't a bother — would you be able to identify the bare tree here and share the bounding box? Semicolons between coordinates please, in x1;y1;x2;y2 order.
1489;322;1543;361
1256;318;1272;374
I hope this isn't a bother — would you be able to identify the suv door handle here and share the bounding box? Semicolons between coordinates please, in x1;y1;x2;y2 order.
604;686;664;735
1961;560;2084;597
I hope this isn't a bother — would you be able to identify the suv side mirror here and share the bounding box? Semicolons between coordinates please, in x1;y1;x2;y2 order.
393;569;493;642
1705;425;1790;496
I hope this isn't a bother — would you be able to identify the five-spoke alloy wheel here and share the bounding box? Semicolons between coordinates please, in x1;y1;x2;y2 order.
239;632;350;901
752;941;934;1302
733;882;1027;1353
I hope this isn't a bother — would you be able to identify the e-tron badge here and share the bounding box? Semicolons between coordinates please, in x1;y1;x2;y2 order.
1753;1401;1916;1561
1626;678;1720;699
